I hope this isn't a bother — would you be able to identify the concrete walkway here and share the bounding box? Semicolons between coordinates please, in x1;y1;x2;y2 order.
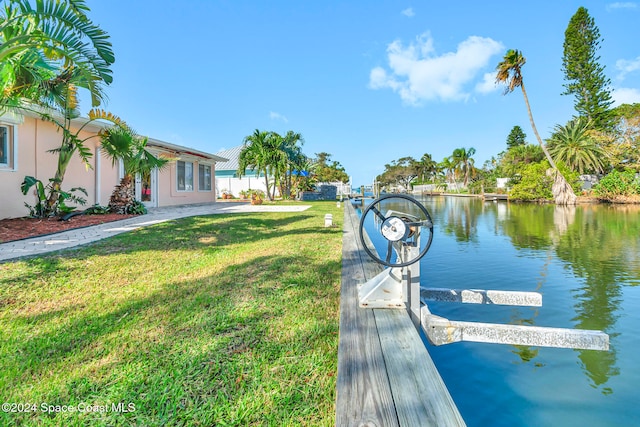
0;202;311;262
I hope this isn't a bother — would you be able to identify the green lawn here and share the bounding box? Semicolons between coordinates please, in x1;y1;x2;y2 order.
0;201;343;426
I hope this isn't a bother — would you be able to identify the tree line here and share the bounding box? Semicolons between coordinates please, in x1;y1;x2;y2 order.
376;7;640;204
237;129;349;201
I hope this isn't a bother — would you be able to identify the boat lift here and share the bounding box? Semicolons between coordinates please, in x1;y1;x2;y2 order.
357;194;609;351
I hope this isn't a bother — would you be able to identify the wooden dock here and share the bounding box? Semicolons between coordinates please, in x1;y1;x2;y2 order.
482;193;508;201
335;202;465;426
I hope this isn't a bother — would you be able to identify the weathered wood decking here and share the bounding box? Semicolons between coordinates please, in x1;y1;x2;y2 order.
335;202;465;426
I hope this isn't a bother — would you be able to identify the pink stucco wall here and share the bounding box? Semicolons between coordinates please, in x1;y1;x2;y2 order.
157;159;217;207
0;114;218;219
0;116;106;219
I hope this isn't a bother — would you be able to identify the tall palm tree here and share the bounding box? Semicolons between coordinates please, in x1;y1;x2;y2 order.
451;147;477;187
439;156;458;192
548;117;606;174
496;49;577;205
417;153;438;183
238;129;274;200
280;131;305;199
100;125;169;213
238;130;306;200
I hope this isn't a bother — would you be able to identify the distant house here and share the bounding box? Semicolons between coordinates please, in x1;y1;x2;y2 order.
0;110;227;219
214;144;268;197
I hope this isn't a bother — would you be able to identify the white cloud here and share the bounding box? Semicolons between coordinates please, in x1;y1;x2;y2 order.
616;56;640;81
612;87;640;105
369;32;504;105
606;2;637;11
401;7;415;17
475;72;500;94
269;111;288;123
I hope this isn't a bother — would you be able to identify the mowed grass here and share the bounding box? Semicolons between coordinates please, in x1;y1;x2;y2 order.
0;201;343;426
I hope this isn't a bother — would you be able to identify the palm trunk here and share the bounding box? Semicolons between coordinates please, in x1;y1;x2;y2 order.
263;167;272;201
45;140;75;214
109;174;136;214
520;83;577;205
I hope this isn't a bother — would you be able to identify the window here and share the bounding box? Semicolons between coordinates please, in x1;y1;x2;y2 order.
0;125;15;170
0;126;8;166
0;126;11;167
177;160;193;191
198;164;211;191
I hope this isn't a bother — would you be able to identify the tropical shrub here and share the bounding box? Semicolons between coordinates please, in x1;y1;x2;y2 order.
124;200;147;215
84;205;110;215
509;162;554;201
20;176;87;217
593;170;640;199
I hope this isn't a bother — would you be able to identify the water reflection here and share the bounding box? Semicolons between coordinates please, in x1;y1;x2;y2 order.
439;196;481;243
477;200;636;390
552;204;640;391
361;196;640;393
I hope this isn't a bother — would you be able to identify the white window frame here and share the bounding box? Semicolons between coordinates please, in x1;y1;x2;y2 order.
177;160;194;192
0;123;18;171
198;163;212;191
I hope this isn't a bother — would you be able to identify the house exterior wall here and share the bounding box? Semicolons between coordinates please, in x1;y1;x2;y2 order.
0;114;220;219
0;116;108;219
157;158;217;206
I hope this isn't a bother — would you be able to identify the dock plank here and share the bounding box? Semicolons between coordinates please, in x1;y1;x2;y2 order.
336;200;399;426
336;202;465;426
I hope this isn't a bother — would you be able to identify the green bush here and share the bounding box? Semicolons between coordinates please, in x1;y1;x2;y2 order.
594;169;640;198
509;162;554;201
556;161;582;194
124;200;147;215
84;205;110;215
20;176;87;218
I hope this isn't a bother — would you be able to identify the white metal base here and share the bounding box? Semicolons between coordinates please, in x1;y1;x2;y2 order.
358;267;405;308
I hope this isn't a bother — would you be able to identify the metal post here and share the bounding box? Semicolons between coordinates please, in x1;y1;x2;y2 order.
404;245;421;329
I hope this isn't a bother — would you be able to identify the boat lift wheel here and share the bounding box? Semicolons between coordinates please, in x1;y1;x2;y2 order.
358;194;434;268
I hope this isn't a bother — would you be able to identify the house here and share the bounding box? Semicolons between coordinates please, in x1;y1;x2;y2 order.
214;144;268;197
0;110;227;219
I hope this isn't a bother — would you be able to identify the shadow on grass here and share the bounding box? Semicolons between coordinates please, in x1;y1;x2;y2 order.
1;211;342;293
1;208;343;426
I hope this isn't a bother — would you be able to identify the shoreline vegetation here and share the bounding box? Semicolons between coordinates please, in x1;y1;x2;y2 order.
405;190;640;204
0;201;343;426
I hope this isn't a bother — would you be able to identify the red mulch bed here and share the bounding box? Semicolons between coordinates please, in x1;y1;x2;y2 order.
0;214;136;243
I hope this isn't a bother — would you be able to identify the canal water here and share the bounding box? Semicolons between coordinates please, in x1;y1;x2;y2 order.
358;195;640;427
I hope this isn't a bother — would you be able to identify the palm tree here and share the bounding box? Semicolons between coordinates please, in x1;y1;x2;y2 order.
496;49;577;205
238;130;306;201
280;131;305;199
451;147;477;187
0;0;114;108
548;117;606;174
100;126;169;213
1;0;116;215
293;156;317;193
238;129;274;200
439;157;458;192
417;153;438;183
269;131;302;200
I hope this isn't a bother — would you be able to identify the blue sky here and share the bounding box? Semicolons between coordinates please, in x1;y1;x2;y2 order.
83;1;640;186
